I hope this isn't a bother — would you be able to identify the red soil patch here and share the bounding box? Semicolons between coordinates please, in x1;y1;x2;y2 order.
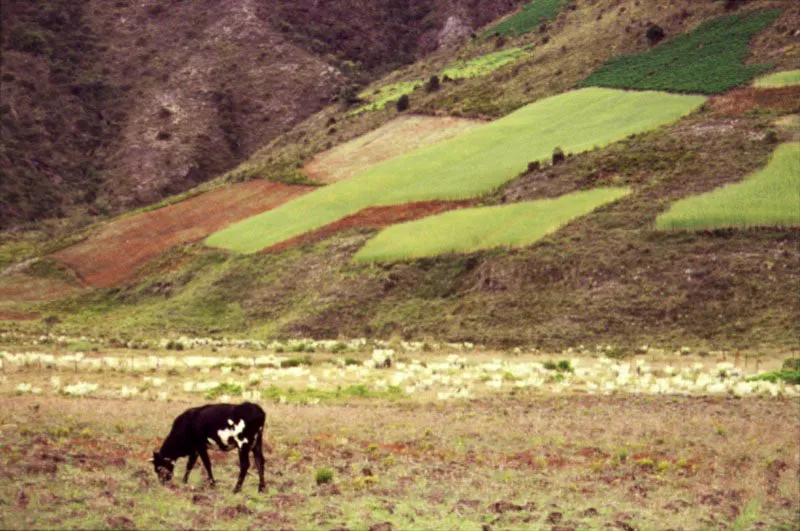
263;200;475;254
52;181;313;288
709;86;800;115
0;274;79;303
0;310;40;321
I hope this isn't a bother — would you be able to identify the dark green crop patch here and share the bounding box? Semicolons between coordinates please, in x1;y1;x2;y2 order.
483;0;573;37
577;10;781;94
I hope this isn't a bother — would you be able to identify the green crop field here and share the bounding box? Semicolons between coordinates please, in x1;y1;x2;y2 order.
577;11;781;94
754;69;800;88
354;188;631;263
205;88;705;253
656;143;800;231
350;80;422;115
440;46;531;80
483;0;572;37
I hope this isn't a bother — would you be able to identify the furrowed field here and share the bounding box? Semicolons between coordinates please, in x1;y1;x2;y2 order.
1;334;798;529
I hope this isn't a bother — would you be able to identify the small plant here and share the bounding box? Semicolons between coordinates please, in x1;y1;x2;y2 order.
782;358;800;371
425;75;440;93
557;360;574;373
343;357;360;366
315;467;334;485
330;342;348;353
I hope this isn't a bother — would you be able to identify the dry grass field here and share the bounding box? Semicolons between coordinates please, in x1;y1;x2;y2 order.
1;345;798;530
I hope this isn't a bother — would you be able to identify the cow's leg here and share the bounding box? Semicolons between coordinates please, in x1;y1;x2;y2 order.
183;452;198;484
253;428;266;492
233;446;250;493
198;447;216;487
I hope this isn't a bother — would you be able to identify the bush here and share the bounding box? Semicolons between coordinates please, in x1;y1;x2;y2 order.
315;467;334;485
9;29;48;55
396;94;410;112
782;358;800;371
281;356;312;368
552;147;565;165
646;25;665;45
425;75;440;93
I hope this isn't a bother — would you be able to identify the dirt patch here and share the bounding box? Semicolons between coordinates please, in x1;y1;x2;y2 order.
0;274;80;304
709;86;800;116
303;116;483;184
263;200;475;253
52;181;313;288
0;310;41;321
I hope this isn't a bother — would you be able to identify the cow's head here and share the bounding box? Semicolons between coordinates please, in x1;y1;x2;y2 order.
150;451;174;484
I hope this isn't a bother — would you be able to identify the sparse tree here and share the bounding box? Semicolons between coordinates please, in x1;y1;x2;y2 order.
396;94;410;112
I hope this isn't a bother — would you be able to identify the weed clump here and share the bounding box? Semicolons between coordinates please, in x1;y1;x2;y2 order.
315;467;334;485
645;24;665;45
281;356;312;368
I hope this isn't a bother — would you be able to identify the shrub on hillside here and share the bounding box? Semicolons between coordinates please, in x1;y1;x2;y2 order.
552;147;565;165
425;75;440;93
396;94;410;112
646;24;665;45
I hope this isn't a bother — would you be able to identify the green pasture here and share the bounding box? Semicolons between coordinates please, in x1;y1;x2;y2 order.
656;143;800;231
440;46;531;80
205;88;705;253
354;188;631;263
350;81;422;115
754;70;800;88
578;11;781;94
483;0;572;37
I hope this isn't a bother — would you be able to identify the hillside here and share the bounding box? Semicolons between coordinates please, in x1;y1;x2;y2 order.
0;0;518;228
1;0;799;351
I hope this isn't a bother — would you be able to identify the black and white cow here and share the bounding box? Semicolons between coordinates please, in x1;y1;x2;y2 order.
151;402;269;493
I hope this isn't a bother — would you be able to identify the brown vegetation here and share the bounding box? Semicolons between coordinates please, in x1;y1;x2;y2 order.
709;85;800;115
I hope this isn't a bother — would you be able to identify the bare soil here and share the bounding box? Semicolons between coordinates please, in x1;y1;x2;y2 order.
263;200;475;254
52;182;313;288
709;85;800;115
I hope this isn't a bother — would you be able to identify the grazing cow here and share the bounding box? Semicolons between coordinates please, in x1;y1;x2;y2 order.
151;402;268;493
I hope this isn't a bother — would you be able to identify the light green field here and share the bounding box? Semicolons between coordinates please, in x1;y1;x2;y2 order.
351;81;422;115
206;88;706;253
440;46;530;80
354;188;631;262
753;70;800;88
656;143;800;231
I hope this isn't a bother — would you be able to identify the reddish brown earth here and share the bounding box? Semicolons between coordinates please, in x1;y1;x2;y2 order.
709;86;800;115
52;181;313;288
263;200;475;253
0;310;40;321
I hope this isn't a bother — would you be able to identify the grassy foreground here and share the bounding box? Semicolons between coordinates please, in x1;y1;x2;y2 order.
656;143;800;231
578;11;781;94
354;188;630;263
206;88;705;253
754;69;800;88
1;388;797;530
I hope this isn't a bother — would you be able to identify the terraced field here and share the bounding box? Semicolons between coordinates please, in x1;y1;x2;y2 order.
440;46;531;80
303;116;482;183
206;88;705;253
578;11;781;93
354;188;630;263
350;81;422;115
754;69;800;88
483;0;573;37
53;182;313;287
656;142;800;231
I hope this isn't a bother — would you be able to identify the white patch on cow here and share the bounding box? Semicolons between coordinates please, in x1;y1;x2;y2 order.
216;419;248;449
